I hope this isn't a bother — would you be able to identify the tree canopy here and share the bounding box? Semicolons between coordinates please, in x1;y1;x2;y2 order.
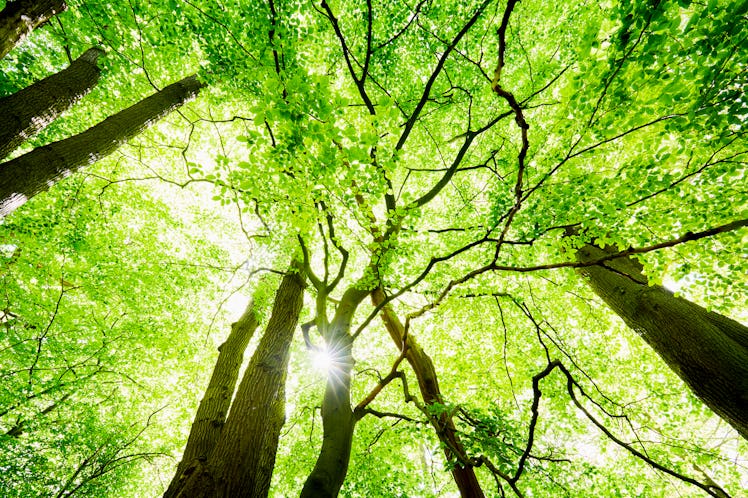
0;0;746;496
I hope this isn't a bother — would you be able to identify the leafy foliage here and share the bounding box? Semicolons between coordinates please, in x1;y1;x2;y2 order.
0;0;746;496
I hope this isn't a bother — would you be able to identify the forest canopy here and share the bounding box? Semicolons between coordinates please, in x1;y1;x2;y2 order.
0;0;746;496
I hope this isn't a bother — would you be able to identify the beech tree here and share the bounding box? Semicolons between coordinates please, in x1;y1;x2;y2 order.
0;0;746;497
166;264;306;497
572;232;748;440
371;287;485;497
164;300;260;497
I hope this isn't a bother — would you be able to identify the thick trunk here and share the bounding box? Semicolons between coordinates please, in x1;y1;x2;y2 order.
0;47;103;160
207;267;305;498
0;0;67;60
299;334;354;498
575;243;748;440
0;75;203;217
163;301;259;498
372;288;486;498
166;266;305;498
300;286;369;498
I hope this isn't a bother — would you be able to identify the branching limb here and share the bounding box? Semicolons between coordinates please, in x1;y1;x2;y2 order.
524;112;682;201
28;274;70;390
354;366;407;419
321;201;350;292
510;362;557;484
297;234;324;291
489;0;529;259
357;408;420;424
391;217;748;326
410;110;513;210
395;0;493;152
502;359;735;498
319;0;375;114
182;0;257;61
375;0;427;51
628;134;747;208
301;318;321;351
553;361;734;498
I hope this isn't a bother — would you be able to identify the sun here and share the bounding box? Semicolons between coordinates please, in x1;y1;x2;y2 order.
311;347;336;373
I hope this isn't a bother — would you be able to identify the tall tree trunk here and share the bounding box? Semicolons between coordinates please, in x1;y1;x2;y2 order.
207;266;305;498
0;0;66;60
166;265;306;498
0;47;103;160
574;242;748;440
164;301;260;498
300;286;369;498
0;75;203;217
372;287;486;498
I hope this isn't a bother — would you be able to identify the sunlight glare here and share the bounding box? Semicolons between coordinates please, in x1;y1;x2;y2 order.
311;347;335;373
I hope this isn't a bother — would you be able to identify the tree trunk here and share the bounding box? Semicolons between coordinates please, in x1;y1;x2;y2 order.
574;243;748;440
166;265;306;498
372;287;486;498
0;47;103;160
0;75;203;217
300;286;369;498
0;0;66;60
207;267;305;498
163;301;259;498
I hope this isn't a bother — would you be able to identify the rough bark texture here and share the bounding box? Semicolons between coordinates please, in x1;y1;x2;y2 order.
0;0;66;60
166;266;305;498
208;268;305;497
576;243;748;440
372;287;486;498
0;75;203;217
300;286;369;498
0;47;103;160
163;301;259;498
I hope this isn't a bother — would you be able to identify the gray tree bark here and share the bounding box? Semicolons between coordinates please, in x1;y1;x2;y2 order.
0;0;67;59
0;47;103;160
575;242;748;440
0;75;203;217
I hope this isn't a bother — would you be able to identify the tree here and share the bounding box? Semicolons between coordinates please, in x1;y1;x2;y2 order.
0;0;66;59
572;232;748;440
164;299;260;497
0;46;103;159
0;75;203;216
0;174;235;497
0;0;746;496
298;280;369;498
166;264;305;498
371;287;486;497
